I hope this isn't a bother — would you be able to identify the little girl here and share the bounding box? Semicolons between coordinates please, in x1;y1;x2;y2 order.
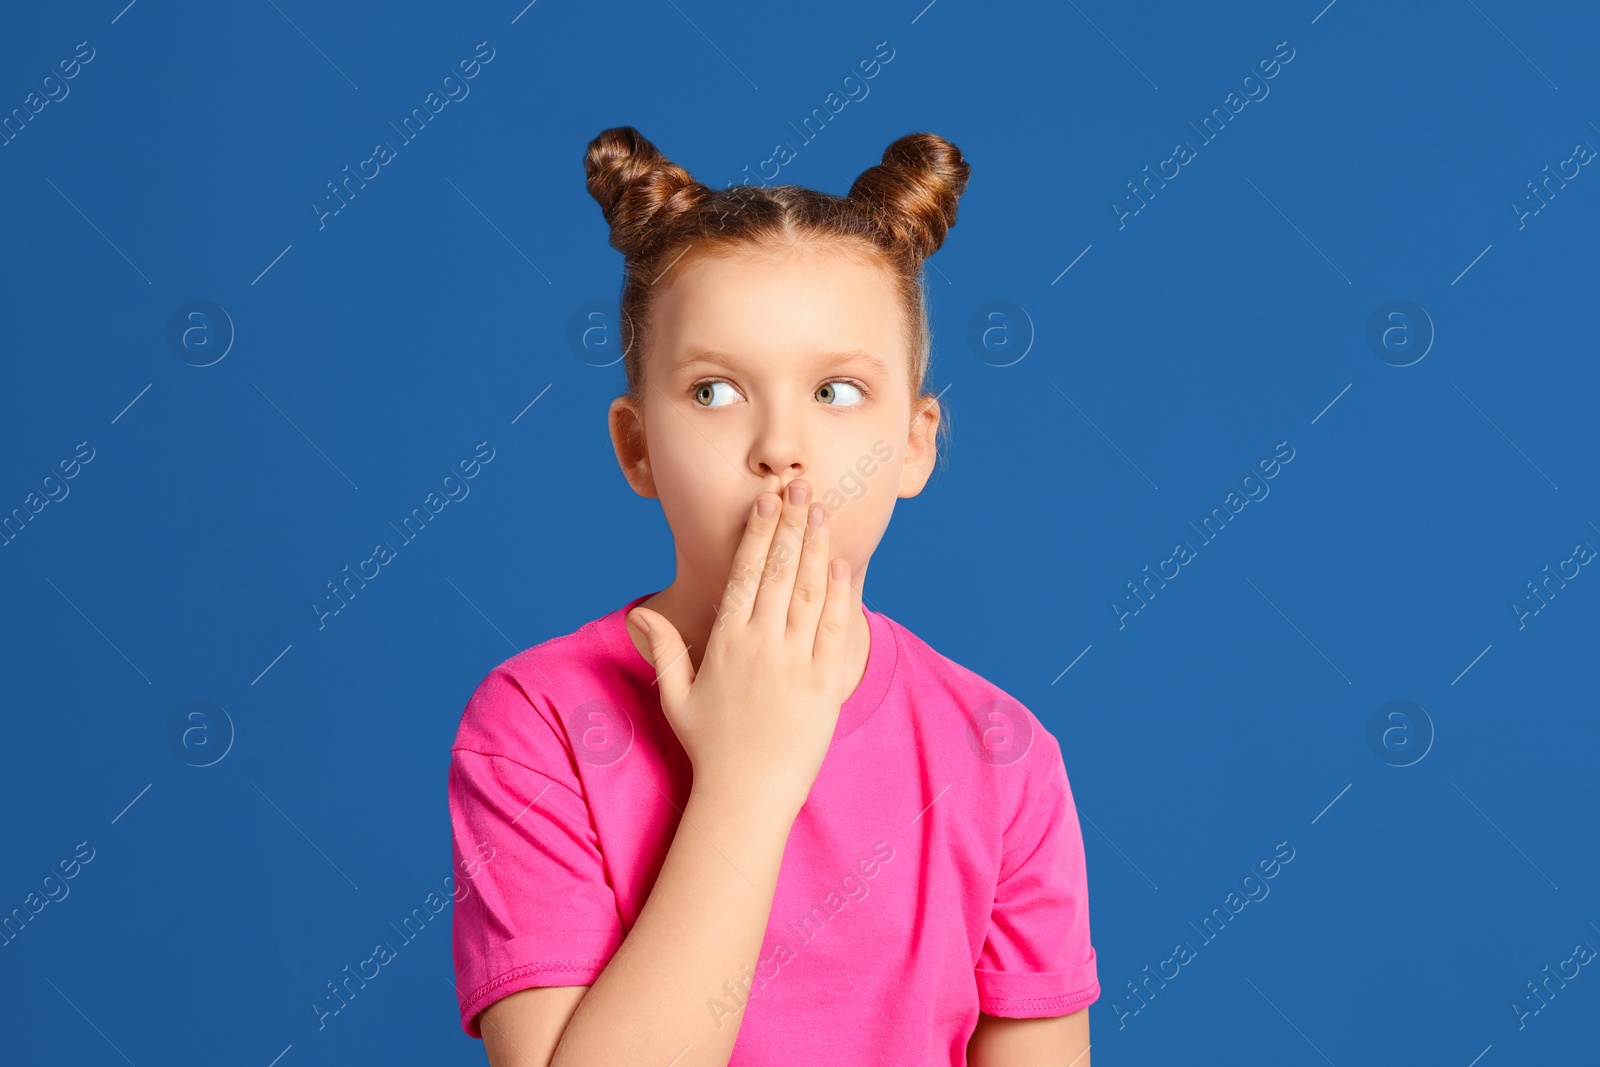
449;126;1098;1066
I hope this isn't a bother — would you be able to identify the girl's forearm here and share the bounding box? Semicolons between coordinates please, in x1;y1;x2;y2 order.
549;786;797;1067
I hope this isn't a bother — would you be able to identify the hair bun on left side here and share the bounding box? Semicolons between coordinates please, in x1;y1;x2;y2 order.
584;126;710;261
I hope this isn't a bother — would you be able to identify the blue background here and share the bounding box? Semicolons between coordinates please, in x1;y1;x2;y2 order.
2;1;1596;1063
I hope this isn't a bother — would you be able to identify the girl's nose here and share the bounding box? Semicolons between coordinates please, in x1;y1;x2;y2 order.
750;419;806;481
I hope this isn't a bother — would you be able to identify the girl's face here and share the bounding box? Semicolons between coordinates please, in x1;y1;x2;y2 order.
608;241;941;604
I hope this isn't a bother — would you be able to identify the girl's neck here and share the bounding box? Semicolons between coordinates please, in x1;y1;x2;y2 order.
628;570;872;694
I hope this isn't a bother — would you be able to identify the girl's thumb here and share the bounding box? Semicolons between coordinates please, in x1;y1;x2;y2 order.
626;609;692;708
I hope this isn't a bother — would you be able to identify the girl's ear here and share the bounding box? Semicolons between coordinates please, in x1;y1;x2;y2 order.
896;396;941;498
608;395;659;498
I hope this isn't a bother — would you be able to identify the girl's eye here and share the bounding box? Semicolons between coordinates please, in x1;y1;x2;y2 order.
690;378;868;407
818;380;865;406
693;380;740;407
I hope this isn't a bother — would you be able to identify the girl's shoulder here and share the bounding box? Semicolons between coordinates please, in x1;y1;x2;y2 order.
453;595;648;763
875;611;1070;774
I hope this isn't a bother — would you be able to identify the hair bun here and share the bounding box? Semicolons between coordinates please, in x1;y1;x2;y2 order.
847;132;970;261
584;126;711;260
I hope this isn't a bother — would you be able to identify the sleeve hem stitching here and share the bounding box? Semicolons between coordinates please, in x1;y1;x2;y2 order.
462;956;611;1007
978;978;1099;1015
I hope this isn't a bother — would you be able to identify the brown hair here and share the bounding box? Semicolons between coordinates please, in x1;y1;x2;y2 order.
584;126;969;464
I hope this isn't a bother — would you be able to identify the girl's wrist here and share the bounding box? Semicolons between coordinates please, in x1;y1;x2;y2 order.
687;771;805;832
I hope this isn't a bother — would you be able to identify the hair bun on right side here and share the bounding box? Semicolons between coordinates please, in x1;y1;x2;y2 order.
847;132;971;263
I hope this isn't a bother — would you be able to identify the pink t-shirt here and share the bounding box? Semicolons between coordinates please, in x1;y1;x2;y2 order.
448;590;1099;1062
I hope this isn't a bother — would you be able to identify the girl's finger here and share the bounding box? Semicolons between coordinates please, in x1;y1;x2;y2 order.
812;556;853;675
626;608;694;714
715;491;784;636
786;501;830;639
749;479;811;634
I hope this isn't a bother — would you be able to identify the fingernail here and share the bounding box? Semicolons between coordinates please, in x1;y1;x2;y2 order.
788;480;810;506
629;612;650;636
809;505;824;529
757;494;777;517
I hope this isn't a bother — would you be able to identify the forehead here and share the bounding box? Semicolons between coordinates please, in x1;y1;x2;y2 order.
649;244;908;378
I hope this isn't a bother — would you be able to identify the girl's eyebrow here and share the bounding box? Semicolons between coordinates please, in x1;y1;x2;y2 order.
678;347;888;375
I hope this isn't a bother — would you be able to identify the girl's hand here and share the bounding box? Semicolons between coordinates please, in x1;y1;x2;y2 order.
625;479;857;817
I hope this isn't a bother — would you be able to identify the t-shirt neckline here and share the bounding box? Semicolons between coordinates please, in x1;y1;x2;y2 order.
596;588;897;745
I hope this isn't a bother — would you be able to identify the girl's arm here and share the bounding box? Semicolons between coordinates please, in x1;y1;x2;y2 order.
967;1007;1091;1067
479;787;798;1067
478;986;586;1065
484;481;854;1066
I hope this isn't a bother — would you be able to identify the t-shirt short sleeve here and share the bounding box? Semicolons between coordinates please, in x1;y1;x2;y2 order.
449;664;626;1038
973;734;1100;1017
